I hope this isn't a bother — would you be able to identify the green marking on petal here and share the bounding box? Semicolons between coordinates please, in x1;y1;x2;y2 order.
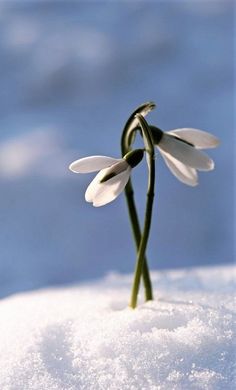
100;172;117;183
172;135;194;147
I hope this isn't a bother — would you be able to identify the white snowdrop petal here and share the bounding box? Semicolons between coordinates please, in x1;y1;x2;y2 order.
87;168;131;207
69;156;120;173
85;169;105;202
158;148;198;186
159;134;214;171
168;128;220;149
85;161;129;203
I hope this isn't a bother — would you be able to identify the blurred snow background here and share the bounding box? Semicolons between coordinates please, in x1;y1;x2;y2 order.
0;1;234;298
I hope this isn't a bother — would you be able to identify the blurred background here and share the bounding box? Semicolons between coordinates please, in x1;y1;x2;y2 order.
0;1;234;298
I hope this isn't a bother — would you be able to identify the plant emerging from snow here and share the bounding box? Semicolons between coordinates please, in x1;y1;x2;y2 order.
69;102;219;308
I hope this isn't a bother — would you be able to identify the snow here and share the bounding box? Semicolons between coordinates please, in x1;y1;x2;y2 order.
0;266;235;390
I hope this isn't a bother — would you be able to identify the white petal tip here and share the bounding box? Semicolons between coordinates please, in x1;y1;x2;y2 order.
69;163;78;173
214;138;220;147
93;202;104;207
85;198;104;207
207;160;215;171
206;135;220;149
180;178;199;187
91;198;109;207
85;193;92;203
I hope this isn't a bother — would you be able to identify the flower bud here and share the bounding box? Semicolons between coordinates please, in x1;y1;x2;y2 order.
123;149;144;168
149;126;163;145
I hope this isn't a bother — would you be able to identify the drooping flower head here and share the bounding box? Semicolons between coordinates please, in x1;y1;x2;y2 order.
69;149;144;207
150;126;219;186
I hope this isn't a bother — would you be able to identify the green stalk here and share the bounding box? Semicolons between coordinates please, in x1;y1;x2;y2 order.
121;103;155;303
129;114;155;309
124;178;153;301
121;102;156;154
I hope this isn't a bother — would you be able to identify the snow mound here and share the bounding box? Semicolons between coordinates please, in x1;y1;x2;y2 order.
0;266;235;390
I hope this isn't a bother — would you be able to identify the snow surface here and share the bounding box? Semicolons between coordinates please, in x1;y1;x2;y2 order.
0;266;235;390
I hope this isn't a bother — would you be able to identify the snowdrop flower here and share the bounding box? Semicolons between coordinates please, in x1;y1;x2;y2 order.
150;127;219;186
69;149;144;207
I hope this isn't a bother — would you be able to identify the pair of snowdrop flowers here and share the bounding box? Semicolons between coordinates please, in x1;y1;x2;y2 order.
69;114;219;207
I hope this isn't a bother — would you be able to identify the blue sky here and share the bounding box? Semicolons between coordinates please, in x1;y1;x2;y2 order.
0;1;234;297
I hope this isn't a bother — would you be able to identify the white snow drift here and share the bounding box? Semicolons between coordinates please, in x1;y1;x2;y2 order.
0;266;235;390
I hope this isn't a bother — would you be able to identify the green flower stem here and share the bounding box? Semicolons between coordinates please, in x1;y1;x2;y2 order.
129;114;155;309
124;178;153;301
121;104;155;302
121;102;156;154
